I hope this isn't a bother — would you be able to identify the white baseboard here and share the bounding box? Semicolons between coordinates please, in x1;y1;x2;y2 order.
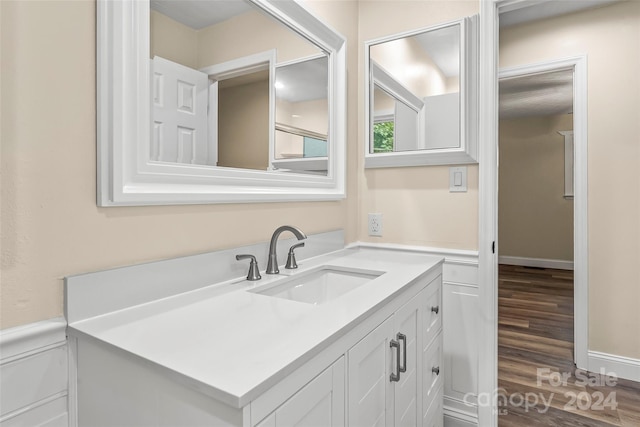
588;351;640;382
0;318;69;425
498;255;573;270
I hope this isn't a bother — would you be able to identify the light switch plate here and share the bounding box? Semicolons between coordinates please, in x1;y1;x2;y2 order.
449;166;467;192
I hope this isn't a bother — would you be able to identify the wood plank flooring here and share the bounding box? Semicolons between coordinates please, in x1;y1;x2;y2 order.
498;264;640;426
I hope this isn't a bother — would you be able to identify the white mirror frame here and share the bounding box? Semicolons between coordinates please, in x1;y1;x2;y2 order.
97;0;346;206
364;16;479;168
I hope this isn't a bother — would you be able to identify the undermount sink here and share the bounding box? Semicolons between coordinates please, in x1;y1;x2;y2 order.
250;266;384;305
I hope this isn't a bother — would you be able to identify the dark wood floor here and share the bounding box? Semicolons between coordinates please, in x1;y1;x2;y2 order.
498;264;640;426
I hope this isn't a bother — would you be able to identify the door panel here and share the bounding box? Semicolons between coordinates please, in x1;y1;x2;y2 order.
423;331;443;416
152;56;209;165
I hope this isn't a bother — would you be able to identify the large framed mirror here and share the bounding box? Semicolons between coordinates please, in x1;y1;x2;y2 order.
97;0;346;206
364;16;478;168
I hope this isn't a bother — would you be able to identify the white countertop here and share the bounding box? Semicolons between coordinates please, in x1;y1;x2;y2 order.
68;247;443;408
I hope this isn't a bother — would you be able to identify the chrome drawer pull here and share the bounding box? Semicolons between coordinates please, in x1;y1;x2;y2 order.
397;333;407;373
431;306;439;314
432;366;440;376
390;339;401;382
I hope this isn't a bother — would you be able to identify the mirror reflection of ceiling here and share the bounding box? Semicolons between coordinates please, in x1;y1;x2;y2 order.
276;57;328;103
498;2;617;118
499;69;573;119
150;0;329;174
412;25;460;77
150;0;251;29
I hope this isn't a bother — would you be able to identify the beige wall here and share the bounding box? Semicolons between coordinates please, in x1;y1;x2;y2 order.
500;1;640;359
499;114;574;261
151;7;320;70
358;0;479;250
150;10;198;69
0;0;357;330
197;9;320;68
218;79;270;170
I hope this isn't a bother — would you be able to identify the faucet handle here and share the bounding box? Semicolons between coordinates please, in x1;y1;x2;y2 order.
236;254;262;281
285;242;305;270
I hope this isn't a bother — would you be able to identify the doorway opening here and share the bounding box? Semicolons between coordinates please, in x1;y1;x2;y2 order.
497;66;579;424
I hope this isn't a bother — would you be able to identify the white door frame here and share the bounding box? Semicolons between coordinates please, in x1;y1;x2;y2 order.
478;2;588;425
499;57;588;370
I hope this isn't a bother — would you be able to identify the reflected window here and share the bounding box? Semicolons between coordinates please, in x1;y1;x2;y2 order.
373;121;394;153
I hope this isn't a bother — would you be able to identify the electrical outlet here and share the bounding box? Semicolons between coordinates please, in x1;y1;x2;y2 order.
368;213;383;237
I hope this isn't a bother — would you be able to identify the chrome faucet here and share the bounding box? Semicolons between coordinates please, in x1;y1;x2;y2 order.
266;225;307;274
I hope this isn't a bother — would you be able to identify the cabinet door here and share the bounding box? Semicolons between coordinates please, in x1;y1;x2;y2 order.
393;291;422;427
347;316;394;427
443;283;478;408
422;331;443;424
263;357;345;427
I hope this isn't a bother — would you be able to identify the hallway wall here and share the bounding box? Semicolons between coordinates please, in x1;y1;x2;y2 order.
500;0;640;359
499;114;574;262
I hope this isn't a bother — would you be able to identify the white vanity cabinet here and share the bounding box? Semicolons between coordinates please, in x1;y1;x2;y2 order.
69;251;443;427
255;357;345;427
347;293;421;426
347;280;443;427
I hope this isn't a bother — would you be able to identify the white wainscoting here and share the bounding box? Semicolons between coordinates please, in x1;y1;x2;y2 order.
588;351;640;383
353;242;480;426
0;318;68;426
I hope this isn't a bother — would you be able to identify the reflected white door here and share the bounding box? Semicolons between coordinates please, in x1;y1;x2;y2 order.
394;101;419;152
152;56;209;165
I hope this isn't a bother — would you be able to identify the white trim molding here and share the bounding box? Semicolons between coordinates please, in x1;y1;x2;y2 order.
480;3;591;425
0;318;69;426
0;318;66;362
587;351;640;383
477;1;500;426
498;256;573;271
351;241;478;265
498;55;589;371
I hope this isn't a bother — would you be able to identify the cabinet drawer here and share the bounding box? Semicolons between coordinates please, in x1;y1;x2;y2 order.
423;276;442;349
422;330;443;416
422;385;444;427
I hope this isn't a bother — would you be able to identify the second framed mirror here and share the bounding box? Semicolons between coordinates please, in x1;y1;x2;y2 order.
364;16;479;168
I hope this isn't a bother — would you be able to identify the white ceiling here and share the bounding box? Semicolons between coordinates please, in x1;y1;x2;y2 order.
500;0;620;28
413;25;460;77
499;70;573;119
498;0;620;118
276;56;328;103
150;0;251;30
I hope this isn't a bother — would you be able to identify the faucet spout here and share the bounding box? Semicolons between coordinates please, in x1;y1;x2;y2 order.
266;225;307;274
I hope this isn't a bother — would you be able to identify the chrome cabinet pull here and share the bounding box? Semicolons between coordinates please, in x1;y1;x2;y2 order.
397;333;407;373
432;366;440;376
390;339;401;382
431;306;439;314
